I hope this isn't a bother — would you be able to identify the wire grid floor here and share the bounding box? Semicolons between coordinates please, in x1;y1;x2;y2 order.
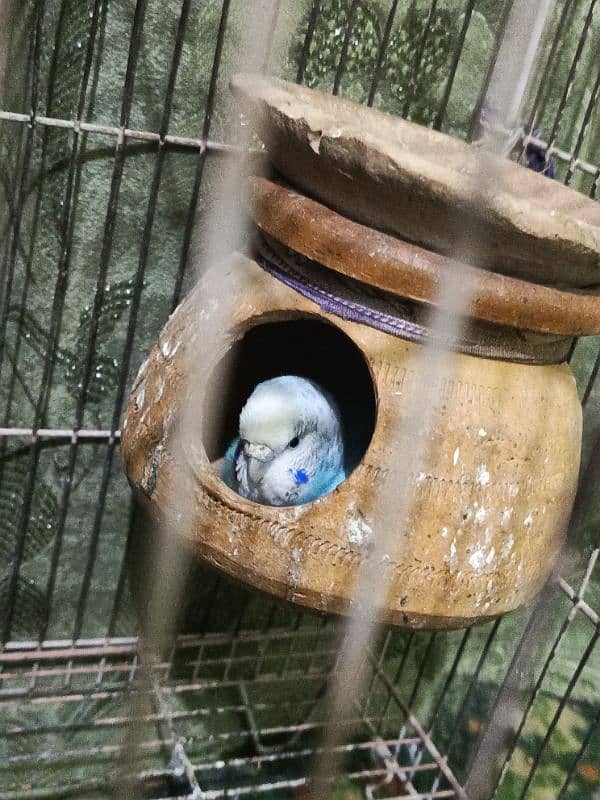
0;628;469;799
1;0;600;798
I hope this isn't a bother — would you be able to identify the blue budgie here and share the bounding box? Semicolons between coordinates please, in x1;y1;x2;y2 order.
221;375;345;506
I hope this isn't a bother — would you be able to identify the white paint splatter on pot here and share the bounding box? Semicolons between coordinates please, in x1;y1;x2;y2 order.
469;545;486;571
444;539;459;573
501;533;514;559
136;387;145;411
160;338;181;359
347;516;373;546
476;464;490;486
135;357;149;383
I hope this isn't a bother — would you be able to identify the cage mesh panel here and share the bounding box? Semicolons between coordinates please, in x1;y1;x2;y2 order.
1;0;600;798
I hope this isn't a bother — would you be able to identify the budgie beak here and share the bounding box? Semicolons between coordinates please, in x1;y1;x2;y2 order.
242;441;275;462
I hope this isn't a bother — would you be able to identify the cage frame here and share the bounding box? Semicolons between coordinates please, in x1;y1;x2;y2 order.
1;0;600;798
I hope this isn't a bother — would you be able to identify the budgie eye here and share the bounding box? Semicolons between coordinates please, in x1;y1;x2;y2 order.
288;436;299;449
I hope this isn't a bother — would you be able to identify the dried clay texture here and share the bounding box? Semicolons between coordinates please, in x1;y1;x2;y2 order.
231;74;600;289
122;256;582;629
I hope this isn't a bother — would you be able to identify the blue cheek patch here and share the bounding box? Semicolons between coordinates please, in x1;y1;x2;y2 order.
291;468;310;485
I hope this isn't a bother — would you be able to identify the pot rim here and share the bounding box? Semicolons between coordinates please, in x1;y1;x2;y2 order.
249;176;600;337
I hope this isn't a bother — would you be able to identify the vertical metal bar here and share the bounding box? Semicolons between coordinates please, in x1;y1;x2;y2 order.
37;0;105;642
547;0;599;148
467;0;514;141
117;0;232;645
107;498;138;637
443;618;503;761
522;0;578;143
170;0;232;311
0;1;72;525
360;630;392;718
581;346;600;406
223;593;256;682
401;0;439;119
427;629;472;732
377;632;415;734
556;702;600;799
0;0;44;383
495;610;574;791
27;0;115;644
492;553;599;796
250;602;279;679
367;0;400;107
0;0;89;447
405;633;437;712
190;573;225;682
0;128;30;330
590;165;600;199
433;0;477;131
296;0;322;84
516;629;600;800
73;0;192;638
0;0;47;646
18;0;103;420
332;0;361;97
260;0;283;75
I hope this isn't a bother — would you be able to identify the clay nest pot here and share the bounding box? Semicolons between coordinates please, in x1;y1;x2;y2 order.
122;76;600;630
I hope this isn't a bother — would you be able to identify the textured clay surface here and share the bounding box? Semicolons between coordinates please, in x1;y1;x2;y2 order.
231;73;600;289
250;176;600;336
122;256;582;629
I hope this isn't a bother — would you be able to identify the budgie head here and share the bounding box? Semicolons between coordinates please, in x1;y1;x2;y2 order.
232;375;345;506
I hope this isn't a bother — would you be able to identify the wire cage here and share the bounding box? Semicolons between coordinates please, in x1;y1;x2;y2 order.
1;1;599;798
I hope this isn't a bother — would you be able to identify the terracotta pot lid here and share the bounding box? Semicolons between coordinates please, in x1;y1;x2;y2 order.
249;177;600;337
232;74;600;290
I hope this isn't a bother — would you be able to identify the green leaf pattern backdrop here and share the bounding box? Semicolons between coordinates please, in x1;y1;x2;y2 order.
1;1;600;797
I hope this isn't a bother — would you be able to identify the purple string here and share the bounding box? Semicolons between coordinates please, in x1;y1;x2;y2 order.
255;241;430;343
252;236;569;366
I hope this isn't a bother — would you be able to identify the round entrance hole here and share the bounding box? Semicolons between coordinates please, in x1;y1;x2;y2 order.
202;317;377;501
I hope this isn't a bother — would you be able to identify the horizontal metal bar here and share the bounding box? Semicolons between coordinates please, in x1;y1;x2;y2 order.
0;426;120;441
0;636;138;659
203;778;455;799
383;794;456;800
474;119;600;177
2;737;169;767
0;778;114;800
4;697;399;738
1;108;598;178
1;717;410;768
0;646;339;682
0;670;354;707
0;108;265;156
192;737;427;772
0;628;338;661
